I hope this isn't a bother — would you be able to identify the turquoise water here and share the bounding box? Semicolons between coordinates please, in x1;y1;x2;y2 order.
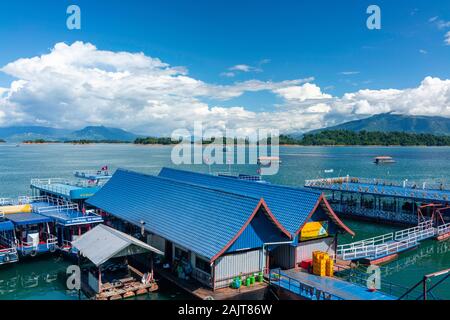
0;143;449;299
0;255;190;300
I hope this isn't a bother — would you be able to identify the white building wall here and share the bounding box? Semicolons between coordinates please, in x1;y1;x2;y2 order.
296;237;336;263
214;249;264;289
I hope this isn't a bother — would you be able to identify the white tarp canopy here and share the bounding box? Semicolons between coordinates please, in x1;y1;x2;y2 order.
72;224;164;266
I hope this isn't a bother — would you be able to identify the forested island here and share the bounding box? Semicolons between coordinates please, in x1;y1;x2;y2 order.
22;139;60;144
21;139;131;144
283;130;450;146
134;130;450;146
134;137;178;145
64;140;131;144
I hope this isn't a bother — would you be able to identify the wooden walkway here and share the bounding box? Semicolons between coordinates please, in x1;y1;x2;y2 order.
155;266;267;300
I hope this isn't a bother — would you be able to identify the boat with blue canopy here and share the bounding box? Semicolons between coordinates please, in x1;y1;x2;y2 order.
0;219;19;265
2;208;57;257
18;196;104;255
0;196;104;258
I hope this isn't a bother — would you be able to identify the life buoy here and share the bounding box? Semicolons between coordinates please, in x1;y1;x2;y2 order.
49;245;57;253
29;250;37;257
3;254;10;263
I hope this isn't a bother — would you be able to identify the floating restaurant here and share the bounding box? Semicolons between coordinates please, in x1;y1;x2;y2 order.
3;167;447;300
305;176;450;226
85;168;355;295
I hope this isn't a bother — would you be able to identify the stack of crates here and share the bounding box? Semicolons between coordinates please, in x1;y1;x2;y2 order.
326;258;334;277
312;251;334;277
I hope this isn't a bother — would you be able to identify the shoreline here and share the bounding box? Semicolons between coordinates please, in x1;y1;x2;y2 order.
3;141;450;147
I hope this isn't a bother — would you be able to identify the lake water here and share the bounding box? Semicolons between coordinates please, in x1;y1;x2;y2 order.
0;144;449;299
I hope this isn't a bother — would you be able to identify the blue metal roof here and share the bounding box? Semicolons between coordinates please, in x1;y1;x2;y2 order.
158;167;323;236
87;169;287;260
0;220;14;231
6;213;52;226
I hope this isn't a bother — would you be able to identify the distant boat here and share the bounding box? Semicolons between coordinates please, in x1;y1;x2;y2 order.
374;156;396;164
257;156;281;166
324;169;334;173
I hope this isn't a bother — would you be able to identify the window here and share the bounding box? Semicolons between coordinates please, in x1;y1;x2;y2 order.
174;246;189;261
195;256;211;274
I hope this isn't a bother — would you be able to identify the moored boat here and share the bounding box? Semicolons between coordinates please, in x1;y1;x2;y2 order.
374;156;396;164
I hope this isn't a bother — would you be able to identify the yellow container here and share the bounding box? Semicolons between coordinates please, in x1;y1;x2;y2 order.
312;251;334;277
0;204;32;214
326;259;334;277
313;259;327;275
312;251;321;263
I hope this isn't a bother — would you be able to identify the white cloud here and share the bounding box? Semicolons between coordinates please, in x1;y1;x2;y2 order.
419;49;428;54
220;71;235;78
229;64;255;72
429;16;450;44
340;71;360;75
437;20;450;29
225;60;270;76
274;83;332;102
0;42;449;135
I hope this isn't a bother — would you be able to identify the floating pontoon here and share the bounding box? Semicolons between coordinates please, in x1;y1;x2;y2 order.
305;176;450;225
30;167;113;202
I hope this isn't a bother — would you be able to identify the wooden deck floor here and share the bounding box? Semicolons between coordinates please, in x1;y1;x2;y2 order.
155;266;268;300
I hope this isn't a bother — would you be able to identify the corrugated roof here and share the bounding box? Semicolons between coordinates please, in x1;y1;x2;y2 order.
87;169;287;260
6;212;52;226
158;167;323;236
72;224;163;266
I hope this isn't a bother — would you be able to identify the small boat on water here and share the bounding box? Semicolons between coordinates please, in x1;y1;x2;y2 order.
374;156;396;165
257;156;281;167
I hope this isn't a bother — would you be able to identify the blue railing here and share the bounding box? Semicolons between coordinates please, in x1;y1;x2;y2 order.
269;269;344;300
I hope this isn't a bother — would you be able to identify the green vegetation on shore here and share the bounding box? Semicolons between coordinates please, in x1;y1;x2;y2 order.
64;140;131;144
134;137;178;145
22;139;131;144
22;139;60;144
134;130;450;146
287;130;450;146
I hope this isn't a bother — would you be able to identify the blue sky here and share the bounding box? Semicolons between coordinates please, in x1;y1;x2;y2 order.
0;0;449;134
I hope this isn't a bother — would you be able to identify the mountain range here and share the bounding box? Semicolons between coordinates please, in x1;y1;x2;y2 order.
1;113;450;142
307;113;450;136
0;126;138;142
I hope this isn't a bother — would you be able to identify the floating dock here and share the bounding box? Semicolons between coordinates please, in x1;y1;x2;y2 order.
30;168;113;202
269;269;395;300
305;176;450;225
